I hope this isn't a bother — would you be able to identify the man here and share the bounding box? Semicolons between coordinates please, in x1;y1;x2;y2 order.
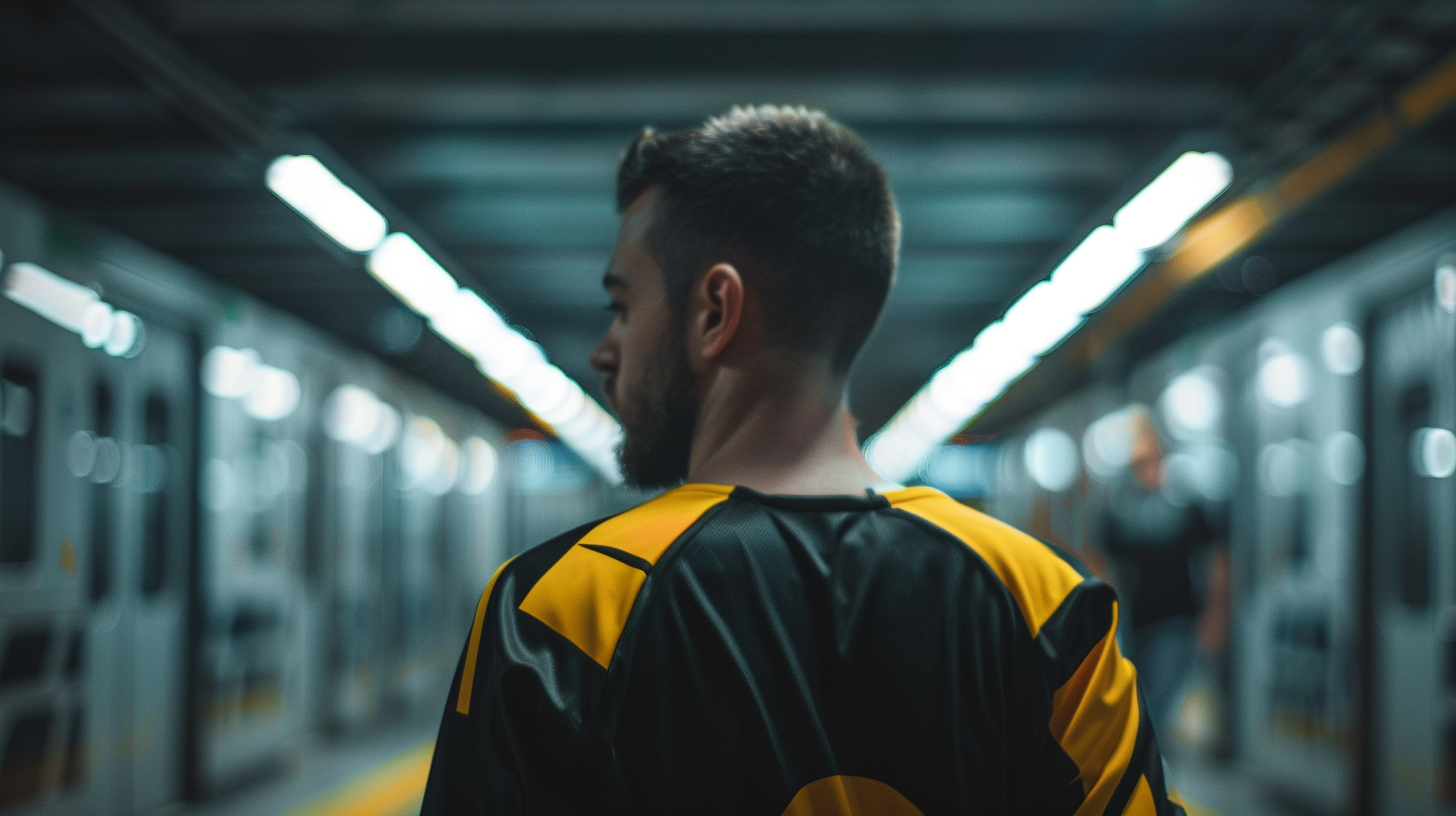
422;106;1185;815
1101;408;1229;745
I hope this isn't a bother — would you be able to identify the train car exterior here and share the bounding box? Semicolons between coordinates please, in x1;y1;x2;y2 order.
0;178;615;815
986;205;1456;815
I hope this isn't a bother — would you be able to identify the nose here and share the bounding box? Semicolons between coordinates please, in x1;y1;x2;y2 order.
590;333;618;376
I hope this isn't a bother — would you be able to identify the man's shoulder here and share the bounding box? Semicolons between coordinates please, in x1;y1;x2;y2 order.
496;483;734;669
882;486;1093;638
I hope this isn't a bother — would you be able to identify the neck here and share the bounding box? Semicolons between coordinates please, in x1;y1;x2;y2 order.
685;361;890;496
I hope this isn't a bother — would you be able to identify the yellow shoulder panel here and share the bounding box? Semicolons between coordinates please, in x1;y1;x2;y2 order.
518;484;732;669
885;486;1083;637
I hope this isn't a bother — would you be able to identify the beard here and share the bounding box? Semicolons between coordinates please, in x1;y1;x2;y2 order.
610;337;699;490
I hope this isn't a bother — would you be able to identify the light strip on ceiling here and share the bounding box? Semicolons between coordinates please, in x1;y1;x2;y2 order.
266;155;389;253
261;158;623;482
3;261;145;357
865;151;1232;483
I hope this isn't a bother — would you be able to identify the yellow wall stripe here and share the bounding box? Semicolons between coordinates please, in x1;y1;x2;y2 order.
1049;602;1141;816
1396;50;1456;126
282;741;432;816
456;557;516;715
886;487;1083;637
518;484;732;669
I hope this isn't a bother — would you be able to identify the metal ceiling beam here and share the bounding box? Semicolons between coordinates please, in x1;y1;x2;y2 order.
0;135;1133;190
157;0;1326;34
273;76;1236;126
67;0;279;151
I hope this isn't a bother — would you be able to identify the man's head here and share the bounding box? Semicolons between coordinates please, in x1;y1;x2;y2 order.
1127;406;1165;491
590;106;899;489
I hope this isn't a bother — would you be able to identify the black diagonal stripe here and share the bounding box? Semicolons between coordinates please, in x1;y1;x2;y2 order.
1101;684;1156;816
579;543;653;573
1036;580;1116;687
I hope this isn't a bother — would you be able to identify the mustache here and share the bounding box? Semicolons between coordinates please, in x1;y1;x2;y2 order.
601;375;617;409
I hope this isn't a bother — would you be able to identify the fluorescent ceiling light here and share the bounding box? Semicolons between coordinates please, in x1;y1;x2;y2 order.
1048;226;1145;314
4;262;145;357
866;150;1233;483
261;155;624;482
103;311;145;358
1113;151;1233;250
367;232;461;318
363;233;623;483
267;155;388;253
5;261;105;334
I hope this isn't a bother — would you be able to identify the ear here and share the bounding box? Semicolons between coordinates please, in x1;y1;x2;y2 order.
688;263;745;362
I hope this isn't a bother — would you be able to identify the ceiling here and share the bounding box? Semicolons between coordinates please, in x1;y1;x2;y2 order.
2;0;1454;438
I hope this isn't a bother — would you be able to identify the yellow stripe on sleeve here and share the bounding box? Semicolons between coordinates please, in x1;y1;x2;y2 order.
518;484;732;669
885;486;1084;636
1049;602;1141;816
456;557;516;715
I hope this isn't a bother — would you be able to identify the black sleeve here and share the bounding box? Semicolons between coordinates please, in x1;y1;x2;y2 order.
420;563;534;815
420;533;606;815
1036;579;1190;816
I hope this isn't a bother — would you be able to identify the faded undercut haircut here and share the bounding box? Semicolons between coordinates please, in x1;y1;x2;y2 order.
616;105;900;375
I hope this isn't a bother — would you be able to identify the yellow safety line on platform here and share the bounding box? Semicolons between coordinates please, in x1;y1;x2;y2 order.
281;741;433;816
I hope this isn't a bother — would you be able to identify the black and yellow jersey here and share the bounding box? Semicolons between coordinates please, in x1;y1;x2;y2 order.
421;484;1186;816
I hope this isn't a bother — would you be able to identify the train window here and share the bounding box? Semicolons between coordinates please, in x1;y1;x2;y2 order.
89;383;114;602
0;709;53;809
0;365;41;566
1398;383;1433;609
0;627;51;690
140;395;171;596
249;433;274;562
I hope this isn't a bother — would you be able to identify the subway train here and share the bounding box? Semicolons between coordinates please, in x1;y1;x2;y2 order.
973;204;1456;815
0;179;619;816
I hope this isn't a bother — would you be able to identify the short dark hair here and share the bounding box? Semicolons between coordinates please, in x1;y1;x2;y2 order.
616;106;899;375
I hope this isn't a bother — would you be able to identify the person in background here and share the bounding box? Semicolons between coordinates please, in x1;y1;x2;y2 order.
1101;406;1230;745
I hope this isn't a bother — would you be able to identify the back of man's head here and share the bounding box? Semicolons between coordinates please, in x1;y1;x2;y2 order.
616;106;900;376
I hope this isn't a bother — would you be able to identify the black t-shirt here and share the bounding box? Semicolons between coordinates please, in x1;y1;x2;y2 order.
421;484;1187;816
1101;478;1218;632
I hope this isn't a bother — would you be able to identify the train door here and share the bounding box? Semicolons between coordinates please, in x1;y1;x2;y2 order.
327;433;386;731
194;343;308;793
0;309;91;816
114;325;192;814
1370;280;1456;814
1234;315;1363;811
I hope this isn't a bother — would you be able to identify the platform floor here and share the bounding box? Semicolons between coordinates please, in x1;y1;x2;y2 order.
177;721;437;816
1170;754;1307;816
174;725;1302;816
